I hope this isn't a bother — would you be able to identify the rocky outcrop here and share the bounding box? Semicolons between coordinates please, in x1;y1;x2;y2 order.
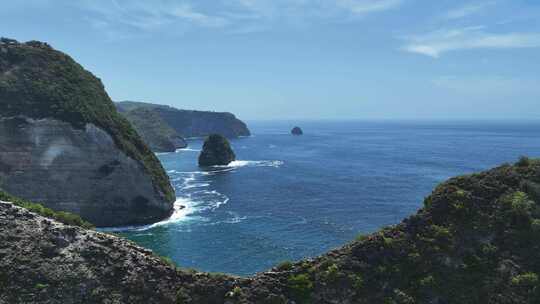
116;101;251;139
122;107;187;152
2;160;540;303
291;126;303;135
0;38;175;226
198;134;236;166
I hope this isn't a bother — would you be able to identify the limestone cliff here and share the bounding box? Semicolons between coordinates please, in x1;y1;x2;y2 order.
116;101;251;139
2;159;540;303
121;107;187;152
0;38;175;226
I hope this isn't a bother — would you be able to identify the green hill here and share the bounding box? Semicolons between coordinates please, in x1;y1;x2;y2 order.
1;158;539;303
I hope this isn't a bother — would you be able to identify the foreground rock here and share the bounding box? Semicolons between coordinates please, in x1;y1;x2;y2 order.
2;159;540;303
0;38;175;226
116;101;251;140
198;134;236;166
291;126;303;135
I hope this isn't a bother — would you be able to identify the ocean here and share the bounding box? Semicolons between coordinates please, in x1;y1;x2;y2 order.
116;120;540;276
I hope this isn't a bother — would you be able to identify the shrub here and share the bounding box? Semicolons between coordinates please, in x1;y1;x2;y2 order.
225;286;243;298
287;274;313;303
324;263;340;282
511;273;539;288
35;283;48;290
276;261;293;271
516;156;531;167
158;255;176;268
349;274;364;290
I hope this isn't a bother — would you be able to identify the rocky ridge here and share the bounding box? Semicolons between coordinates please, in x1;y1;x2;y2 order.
2;158;540;303
116;101;251;140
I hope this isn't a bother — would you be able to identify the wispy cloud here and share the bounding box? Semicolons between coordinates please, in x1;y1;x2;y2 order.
78;0;406;38
80;0;230;38
402;26;540;57
336;0;404;14
444;1;496;20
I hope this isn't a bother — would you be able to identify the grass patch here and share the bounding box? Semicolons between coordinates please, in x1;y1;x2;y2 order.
0;190;93;229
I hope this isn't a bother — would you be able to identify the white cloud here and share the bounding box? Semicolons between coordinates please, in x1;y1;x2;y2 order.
402;26;540;57
171;4;229;28
81;0;229;34
444;1;496;20
77;0;406;37
336;0;404;14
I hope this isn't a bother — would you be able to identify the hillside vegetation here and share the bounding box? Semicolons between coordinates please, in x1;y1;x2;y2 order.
0;38;174;203
1;158;539;303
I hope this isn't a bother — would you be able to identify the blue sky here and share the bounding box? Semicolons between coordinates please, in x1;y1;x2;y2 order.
2;0;540;120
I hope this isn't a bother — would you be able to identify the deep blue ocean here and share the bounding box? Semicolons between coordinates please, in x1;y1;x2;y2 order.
117;120;540;276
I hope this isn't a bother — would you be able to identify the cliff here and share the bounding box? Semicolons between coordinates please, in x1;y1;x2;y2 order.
121;107;187;152
0;38;175;226
2;158;540;303
116;101;251;139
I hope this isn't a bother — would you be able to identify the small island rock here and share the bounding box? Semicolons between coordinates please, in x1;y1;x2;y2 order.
291;126;303;135
198;134;236;166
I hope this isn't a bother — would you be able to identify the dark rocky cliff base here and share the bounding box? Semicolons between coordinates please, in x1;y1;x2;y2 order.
0;39;175;226
2;158;540;303
198;134;236;167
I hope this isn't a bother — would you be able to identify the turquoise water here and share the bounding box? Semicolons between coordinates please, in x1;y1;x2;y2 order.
118;120;540;276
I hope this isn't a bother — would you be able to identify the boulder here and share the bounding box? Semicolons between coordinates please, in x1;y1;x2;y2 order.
198;134;236;166
291;126;303;135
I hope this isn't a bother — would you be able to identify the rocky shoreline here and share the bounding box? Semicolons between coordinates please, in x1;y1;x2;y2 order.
2;159;540;303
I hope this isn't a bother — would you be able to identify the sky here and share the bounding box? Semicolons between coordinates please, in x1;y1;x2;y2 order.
1;0;540;120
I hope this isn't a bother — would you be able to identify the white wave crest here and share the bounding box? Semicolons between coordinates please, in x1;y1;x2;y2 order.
175;148;201;152
215;160;284;169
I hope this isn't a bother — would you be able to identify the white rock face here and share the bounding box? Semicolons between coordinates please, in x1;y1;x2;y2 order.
0;116;173;226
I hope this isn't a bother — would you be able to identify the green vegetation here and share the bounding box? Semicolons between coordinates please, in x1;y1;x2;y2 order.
269;158;540;303
517;156;531;167
0;40;174;203
121;107;185;152
35;283;48;290
0;190;93;229
158;255;177;268
276;261;294;271
287;274;313;303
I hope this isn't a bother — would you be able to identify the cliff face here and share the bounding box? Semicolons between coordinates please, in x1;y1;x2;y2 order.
2;159;540;304
116;101;251;139
121;107;187;152
0;39;175;226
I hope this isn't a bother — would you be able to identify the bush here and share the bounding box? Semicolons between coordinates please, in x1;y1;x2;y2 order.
324;264;340;282
276;261;294;271
512;273;539;288
516;156;531;167
287;274;313;303
349;274;364;290
159;256;177;268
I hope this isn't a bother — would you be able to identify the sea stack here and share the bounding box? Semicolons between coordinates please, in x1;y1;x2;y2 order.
291;126;303;135
198;134;236;166
0;38;175;227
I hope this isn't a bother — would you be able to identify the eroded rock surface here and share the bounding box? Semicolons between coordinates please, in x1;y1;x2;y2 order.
0;117;172;226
